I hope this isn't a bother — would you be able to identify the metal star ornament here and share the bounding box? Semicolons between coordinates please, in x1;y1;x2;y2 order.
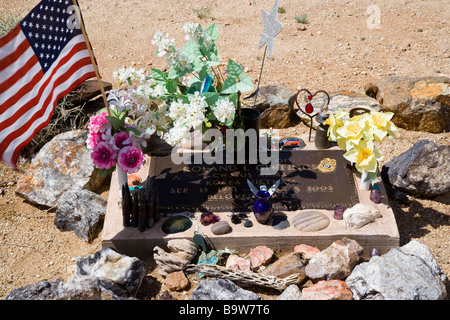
258;0;284;59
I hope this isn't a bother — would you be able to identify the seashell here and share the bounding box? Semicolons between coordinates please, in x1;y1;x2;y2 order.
161;216;192;234
248;245;274;269
211;221;232;235
293;211;330;232
343;203;382;231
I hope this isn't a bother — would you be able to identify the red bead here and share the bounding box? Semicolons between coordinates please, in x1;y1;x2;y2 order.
305;103;314;113
308;95;312;100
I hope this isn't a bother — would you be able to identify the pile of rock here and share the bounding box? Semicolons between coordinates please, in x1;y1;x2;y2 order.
4;238;447;300
155;238;447;300
242;75;449;134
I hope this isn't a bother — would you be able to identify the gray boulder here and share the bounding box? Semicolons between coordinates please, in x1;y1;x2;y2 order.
4;278;108;300
346;240;447;300
54;189;107;242
383;139;450;197
15;130;106;207
75;247;145;298
296;91;381;128
5;248;144;300
191;278;260;300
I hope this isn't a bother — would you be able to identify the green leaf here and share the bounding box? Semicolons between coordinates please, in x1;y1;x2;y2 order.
175;94;190;104
106;116;124;129
203;92;220;106
182;41;204;71
206;50;220;68
225;59;243;80
236;74;254;93
187;81;202;94
166;78;179;93
221;59;254;94
205;22;219;42
151;68;167;83
123;126;141;136
198;65;213;81
207;112;217;121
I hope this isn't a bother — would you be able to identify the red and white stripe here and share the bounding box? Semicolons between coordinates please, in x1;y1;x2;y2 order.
0;24;95;169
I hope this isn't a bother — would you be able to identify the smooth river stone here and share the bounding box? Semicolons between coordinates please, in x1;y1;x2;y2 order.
293;211;330;232
211;221;232;235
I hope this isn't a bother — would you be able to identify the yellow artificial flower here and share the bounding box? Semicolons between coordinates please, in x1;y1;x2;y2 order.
368;111;398;141
336;119;363;151
323;109;348;141
343;139;384;173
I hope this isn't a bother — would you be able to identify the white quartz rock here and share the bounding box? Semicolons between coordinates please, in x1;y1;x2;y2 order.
343;203;382;231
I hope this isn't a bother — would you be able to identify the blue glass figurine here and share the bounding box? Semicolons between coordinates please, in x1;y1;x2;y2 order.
247;179;280;224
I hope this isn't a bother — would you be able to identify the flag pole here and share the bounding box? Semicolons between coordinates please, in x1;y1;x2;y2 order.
71;0;110;115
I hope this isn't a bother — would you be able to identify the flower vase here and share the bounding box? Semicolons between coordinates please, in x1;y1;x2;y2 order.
252;190;273;224
117;167;128;195
360;171;371;191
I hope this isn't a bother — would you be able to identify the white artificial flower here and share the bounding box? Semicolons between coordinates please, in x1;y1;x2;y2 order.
168;101;188;121
107;89;133;113
124;117;133;125
214;98;235;124
164;124;191;146
183;22;200;41
150;84;168;99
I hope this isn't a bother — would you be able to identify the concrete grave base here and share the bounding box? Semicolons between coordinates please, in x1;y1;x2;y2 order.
101;135;399;260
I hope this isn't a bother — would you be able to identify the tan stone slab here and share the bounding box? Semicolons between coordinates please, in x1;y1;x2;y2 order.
102;135;399;260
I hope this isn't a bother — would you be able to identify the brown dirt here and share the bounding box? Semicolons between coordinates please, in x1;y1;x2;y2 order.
0;0;449;300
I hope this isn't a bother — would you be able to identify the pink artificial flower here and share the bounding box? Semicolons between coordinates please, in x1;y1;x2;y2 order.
117;146;144;174
91;141;117;170
86;131;104;150
88;112;110;133
113;131;133;151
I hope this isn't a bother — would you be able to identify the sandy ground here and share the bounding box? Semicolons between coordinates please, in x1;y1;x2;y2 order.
0;0;449;300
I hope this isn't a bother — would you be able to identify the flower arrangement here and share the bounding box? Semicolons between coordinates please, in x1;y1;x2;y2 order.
86;22;254;174
151;22;255;146
86;110;147;175
323;109;398;183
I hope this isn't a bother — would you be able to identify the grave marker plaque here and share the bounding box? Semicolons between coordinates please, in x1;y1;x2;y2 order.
151;150;359;213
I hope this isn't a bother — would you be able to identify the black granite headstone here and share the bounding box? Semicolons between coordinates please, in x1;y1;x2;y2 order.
151;150;359;213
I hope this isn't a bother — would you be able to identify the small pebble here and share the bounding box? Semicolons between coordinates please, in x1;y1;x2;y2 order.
244;220;253;228
211;221;232;235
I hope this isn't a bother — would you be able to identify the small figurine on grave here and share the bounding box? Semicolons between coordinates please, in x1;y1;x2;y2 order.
247;179;281;224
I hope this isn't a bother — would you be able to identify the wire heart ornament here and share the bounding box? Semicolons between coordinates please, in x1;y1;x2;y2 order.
294;89;330;141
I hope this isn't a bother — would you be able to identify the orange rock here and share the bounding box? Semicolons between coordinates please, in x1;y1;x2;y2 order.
294;244;320;260
165;270;189;291
248;246;274;269
301;280;353;300
225;254;251;272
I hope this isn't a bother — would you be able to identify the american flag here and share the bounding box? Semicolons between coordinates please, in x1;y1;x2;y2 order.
0;0;96;169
